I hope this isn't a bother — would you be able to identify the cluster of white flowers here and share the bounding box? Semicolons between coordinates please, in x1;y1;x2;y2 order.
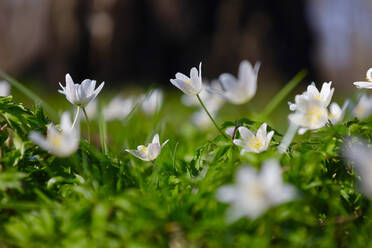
23;63;372;221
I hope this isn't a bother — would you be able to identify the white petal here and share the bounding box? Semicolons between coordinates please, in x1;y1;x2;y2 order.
175;73;190;82
216;185;237;203
225;127;235;137
237;126;254;140
353;81;372;89
29;132;51;151
147;143;161;161
219;73;237;90
126;149;149;161
92;82;105;99
161;139;169;148
152;133;160;145
366;68;372;80
170;79;197;95
233;139;244;147
256;123;267;138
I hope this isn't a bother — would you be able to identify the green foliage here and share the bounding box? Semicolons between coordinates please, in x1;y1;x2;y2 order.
1;95;372;248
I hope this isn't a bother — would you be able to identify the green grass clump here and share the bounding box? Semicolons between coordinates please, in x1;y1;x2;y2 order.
0;82;372;248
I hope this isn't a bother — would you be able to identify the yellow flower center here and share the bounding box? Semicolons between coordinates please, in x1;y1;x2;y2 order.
315;95;320;99
186;80;191;85
140;144;150;153
248;136;264;151
367;77;372;82
306;106;324;124
50;135;63;148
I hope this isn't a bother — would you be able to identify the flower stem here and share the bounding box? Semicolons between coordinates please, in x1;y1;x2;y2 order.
72;106;80;129
278;122;298;154
196;94;227;138
82;107;91;143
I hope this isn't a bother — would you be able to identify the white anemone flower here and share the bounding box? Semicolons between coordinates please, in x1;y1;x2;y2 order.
58;73;104;107
289;82;334;111
288;95;328;134
216;159;296;221
353;68;372;89
328;101;349;124
353;94;372;120
170;63;202;95
104;96;134;121
233;123;274;154
141;89;163;115
29;112;80;157
0;81;10;97
344;140;372;198
208;60;260;105
126;134;169;161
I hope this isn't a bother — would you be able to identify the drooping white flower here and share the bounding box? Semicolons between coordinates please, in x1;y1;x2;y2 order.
233;123;274;154
170;63;202;95
29;112;80;157
208;60;260;104
0;81;10;97
353;94;372;120
58;73;104;107
141;89;163;115
125;134;169;161
344;140;372;198
328;101;349;124
288;95;328;134
289;82;334;111
216;159;296;221
104;96;134;121
353;68;372;89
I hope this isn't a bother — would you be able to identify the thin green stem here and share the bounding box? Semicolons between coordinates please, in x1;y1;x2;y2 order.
98;105;108;154
196;94;227;138
72;106;80;129
82;107;91;143
257;70;307;122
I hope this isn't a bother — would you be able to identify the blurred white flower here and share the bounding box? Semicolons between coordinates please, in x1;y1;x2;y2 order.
289;82;334;111
58;73;104;107
216;159;296;221
288;95;328;134
233;123;274;154
328;101;348;124
84;99;98;120
208;60;260;105
141;89;163;115
353;94;372;120
170;63;202;95
29;112;80;157
344;140;372;198
104;96;134;121
353;68;372;89
126;133;169;161
191;110;215;129
0;81;10;97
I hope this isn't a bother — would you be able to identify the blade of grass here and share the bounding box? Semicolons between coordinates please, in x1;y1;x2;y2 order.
0;71;58;120
257;70;307;122
98;102;108;154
